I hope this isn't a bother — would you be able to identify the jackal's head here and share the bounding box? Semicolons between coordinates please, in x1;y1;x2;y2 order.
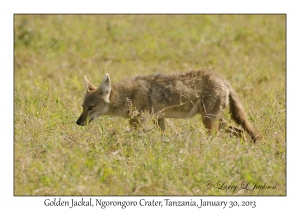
76;73;111;126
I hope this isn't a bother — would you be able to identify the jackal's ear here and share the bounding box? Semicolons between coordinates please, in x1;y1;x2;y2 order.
84;75;97;92
98;73;111;103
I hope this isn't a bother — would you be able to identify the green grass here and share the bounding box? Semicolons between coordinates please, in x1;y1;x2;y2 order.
14;14;286;195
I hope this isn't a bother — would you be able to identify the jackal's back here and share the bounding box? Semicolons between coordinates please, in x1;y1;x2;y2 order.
126;69;230;113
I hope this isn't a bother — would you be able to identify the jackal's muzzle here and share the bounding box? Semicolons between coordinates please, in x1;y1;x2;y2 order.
76;113;94;126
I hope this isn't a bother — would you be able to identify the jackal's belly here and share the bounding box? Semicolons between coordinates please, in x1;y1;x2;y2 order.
156;101;199;119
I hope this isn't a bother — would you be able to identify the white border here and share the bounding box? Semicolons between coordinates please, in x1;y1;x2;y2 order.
2;1;298;209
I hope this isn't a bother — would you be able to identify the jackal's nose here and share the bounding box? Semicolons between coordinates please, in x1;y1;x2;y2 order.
76;119;85;126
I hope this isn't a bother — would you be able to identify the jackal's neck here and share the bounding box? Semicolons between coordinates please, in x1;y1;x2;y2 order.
107;80;135;118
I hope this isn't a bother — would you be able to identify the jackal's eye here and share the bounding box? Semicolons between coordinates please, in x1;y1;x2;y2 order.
88;106;95;111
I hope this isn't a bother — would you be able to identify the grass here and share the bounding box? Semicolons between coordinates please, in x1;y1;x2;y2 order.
14;14;286;195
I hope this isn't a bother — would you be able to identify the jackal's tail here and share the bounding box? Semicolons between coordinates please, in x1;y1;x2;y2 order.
229;88;259;142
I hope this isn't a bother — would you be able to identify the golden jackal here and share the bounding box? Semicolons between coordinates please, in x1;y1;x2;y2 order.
76;69;259;142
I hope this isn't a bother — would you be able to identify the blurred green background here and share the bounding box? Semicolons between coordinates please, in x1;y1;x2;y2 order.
14;15;285;195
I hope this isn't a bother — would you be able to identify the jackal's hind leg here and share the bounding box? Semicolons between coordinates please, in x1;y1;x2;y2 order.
225;126;245;139
219;118;245;139
199;98;230;137
200;103;224;135
201;115;219;133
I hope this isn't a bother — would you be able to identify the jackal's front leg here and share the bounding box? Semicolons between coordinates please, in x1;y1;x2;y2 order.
152;118;165;131
129;118;140;129
157;119;165;131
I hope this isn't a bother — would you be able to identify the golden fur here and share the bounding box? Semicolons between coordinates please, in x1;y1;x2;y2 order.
76;69;259;142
